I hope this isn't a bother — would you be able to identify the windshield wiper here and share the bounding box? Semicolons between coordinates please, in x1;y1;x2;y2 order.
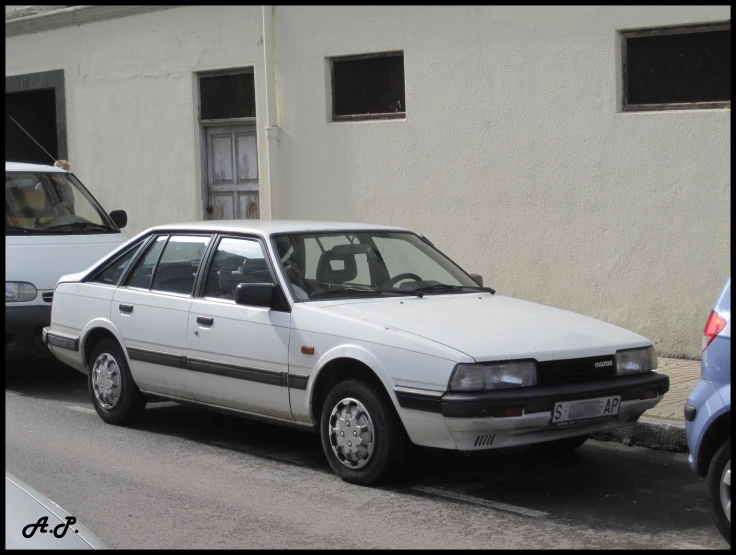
5;225;46;234
411;283;496;295
42;222;115;232
308;288;422;300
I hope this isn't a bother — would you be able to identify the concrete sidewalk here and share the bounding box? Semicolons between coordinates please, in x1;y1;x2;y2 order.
592;357;700;452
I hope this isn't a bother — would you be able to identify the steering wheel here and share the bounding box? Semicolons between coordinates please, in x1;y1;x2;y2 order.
387;273;423;288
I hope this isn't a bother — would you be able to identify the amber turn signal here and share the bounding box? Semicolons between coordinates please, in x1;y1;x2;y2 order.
493;406;523;418
301;346;315;355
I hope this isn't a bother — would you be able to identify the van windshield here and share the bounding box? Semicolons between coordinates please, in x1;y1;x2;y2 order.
5;171;117;234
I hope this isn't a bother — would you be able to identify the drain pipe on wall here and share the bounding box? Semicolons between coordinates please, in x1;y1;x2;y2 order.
261;5;280;219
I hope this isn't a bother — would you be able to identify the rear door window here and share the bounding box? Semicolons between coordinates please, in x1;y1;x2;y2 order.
124;236;168;290
150;236;212;295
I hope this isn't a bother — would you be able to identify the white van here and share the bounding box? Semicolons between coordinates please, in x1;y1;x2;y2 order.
5;162;128;361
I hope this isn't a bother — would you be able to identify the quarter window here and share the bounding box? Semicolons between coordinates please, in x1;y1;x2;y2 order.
88;241;144;286
204;237;273;300
150;236;211;295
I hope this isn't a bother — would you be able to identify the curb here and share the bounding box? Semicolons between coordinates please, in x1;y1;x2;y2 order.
590;416;688;453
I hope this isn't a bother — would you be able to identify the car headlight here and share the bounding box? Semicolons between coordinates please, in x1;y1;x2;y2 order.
449;361;537;392
615;346;657;375
5;282;38;302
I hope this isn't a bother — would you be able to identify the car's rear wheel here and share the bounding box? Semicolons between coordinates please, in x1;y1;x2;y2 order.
532;435;588;455
707;439;731;545
88;339;146;425
320;379;406;485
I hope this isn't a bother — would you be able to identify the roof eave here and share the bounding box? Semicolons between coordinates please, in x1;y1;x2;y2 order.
5;5;175;37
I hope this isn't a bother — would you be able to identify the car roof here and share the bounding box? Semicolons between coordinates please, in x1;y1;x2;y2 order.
6;161;67;173
148;220;410;237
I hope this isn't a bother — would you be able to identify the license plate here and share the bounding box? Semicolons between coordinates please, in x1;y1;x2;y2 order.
551;396;621;426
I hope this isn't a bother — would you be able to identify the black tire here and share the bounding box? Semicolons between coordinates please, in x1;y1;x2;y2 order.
320;379;407;485
532;435;588;455
707;439;731;545
87;339;146;425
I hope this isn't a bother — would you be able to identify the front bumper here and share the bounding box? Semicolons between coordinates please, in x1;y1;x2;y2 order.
5;304;53;360
396;372;669;450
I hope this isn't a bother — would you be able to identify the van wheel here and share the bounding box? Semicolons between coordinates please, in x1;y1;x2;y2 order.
707;439;731;545
88;339;146;425
533;435;588;455
320;380;406;485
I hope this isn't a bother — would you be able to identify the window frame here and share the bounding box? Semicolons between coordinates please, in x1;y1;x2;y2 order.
329;51;407;122
620;21;731;112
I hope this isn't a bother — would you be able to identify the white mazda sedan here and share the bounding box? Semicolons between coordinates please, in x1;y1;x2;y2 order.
43;220;669;484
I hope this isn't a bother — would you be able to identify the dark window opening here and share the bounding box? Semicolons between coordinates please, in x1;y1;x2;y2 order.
199;72;256;120
6;89;58;164
331;52;405;121
622;23;730;111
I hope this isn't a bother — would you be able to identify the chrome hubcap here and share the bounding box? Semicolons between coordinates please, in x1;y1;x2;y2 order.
92;353;121;410
328;398;375;469
721;459;731;523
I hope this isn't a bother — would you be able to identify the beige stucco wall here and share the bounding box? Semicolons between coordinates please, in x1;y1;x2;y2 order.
6;6;731;358
272;6;731;358
5;6;271;233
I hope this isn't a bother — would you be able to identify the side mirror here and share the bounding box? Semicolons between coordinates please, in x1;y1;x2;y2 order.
109;210;127;229
469;273;483;287
235;283;275;308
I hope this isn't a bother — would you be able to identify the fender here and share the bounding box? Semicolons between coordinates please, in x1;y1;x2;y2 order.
80;318;132;369
303;343;401;423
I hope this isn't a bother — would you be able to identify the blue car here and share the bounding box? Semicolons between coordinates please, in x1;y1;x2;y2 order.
685;276;731;544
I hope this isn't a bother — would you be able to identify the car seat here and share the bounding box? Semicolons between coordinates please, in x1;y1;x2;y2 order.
316;250;358;285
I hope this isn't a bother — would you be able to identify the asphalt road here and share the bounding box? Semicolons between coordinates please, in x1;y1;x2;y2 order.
5;361;729;550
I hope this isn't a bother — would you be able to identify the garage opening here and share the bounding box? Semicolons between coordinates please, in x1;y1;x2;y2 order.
6;89;59;165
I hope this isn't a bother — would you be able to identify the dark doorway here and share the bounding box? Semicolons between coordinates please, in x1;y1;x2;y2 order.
6;89;59;165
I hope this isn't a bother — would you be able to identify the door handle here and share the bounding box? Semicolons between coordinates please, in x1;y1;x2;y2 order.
196;316;214;326
119;304;134;313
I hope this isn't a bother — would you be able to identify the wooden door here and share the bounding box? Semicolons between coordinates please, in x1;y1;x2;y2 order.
205;125;259;220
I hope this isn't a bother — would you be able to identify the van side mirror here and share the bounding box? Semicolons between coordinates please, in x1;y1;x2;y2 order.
235;283;275;308
469;274;483;287
109;210;127;229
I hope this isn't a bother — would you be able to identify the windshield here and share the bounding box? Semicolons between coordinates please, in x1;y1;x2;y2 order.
5;171;116;234
272;231;486;301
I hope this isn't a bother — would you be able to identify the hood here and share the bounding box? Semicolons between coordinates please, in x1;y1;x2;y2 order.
322;293;651;361
5;233;126;290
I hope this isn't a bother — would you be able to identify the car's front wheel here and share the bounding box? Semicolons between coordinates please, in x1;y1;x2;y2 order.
320;379;406;485
88;339;146;425
708;438;731;545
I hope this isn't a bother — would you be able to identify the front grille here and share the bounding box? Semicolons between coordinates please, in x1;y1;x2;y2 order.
42;292;54;303
537;355;616;386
